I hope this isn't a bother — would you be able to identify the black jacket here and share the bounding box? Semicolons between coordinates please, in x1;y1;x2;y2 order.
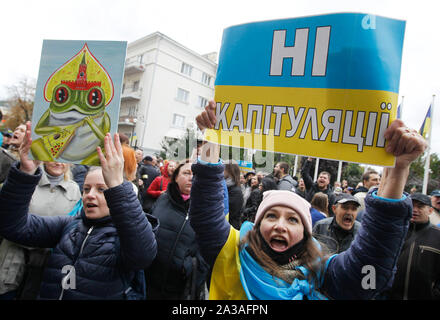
241;188;262;223
387;221;440;300
145;182;209;300
301;160;336;216
352;186;368;196
227;184;244;230
139;164;160;190
312;217;361;254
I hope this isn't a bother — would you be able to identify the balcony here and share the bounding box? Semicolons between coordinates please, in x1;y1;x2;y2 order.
124;60;146;75
121;87;142;101
118;116;137;127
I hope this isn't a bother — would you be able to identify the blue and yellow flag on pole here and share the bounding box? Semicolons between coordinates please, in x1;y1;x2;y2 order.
419;105;432;139
205;13;406;166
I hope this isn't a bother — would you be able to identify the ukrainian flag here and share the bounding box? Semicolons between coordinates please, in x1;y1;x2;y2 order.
419;105;432;139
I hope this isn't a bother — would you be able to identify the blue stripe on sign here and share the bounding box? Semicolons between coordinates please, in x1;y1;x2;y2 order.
215;13;405;93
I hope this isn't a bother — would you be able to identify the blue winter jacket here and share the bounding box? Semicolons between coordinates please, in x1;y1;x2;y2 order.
189;162;413;300
0;163;158;300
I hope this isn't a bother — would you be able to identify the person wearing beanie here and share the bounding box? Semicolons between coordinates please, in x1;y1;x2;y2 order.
190;101;427;300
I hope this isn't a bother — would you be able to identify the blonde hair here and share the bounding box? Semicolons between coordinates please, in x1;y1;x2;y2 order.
43;162;72;181
63;163;72;181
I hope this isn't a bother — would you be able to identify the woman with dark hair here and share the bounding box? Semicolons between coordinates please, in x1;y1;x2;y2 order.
310;192;329;226
223;161;244;230
192;101;427;300
242;176;278;224
145;160;209;300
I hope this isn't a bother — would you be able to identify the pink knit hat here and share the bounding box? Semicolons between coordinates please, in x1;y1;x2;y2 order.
254;190;313;235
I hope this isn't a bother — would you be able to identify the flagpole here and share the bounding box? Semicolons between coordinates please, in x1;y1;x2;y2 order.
293;155;298;177
337;161;342;183
422;94;435;194
314;158;320;182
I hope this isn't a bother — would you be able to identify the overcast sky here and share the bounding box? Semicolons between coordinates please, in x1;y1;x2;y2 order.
1;0;439;157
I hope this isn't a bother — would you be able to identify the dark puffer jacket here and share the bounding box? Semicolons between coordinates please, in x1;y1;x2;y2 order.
0;163;158;300
145;181;209;300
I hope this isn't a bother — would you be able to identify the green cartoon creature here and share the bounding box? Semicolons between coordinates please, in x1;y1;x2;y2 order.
31;48;112;165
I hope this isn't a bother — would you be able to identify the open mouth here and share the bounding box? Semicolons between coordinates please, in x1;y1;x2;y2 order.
85;203;98;209
342;214;354;224
270;237;288;252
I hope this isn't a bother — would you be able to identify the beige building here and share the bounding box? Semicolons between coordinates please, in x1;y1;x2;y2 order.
118;32;217;156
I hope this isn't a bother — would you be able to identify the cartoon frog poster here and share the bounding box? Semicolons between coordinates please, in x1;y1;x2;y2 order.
31;40;127;165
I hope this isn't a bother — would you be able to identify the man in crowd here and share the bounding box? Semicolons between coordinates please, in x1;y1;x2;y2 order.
0;124;26;184
139;155;160;212
430;189;440;225
242;171;256;209
313;193;361;254
134;149;144;188
386;193;440;299
135;149;144;165
301;157;336;215
273;162;297;192
353;170;381;212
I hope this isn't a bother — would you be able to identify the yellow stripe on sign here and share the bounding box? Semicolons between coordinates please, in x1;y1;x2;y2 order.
205;85;398;166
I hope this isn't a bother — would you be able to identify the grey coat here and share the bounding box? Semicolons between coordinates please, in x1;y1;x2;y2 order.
0;148;17;184
277;174;297;192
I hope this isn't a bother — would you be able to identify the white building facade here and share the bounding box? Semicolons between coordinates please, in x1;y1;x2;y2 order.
118;32;217;156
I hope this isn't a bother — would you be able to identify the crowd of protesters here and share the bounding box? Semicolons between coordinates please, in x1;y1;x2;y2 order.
0;102;439;300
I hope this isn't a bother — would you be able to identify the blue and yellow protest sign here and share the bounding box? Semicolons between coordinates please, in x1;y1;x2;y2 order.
237;159;254;173
205;13;405;166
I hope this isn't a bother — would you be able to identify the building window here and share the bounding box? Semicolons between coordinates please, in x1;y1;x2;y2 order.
172;114;185;128
132;81;140;92
201;72;211;86
197;96;208;108
176;88;189;103
128;105;138;117
181;62;193;76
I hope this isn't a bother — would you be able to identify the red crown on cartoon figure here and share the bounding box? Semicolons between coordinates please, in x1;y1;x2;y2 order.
61;52;101;90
